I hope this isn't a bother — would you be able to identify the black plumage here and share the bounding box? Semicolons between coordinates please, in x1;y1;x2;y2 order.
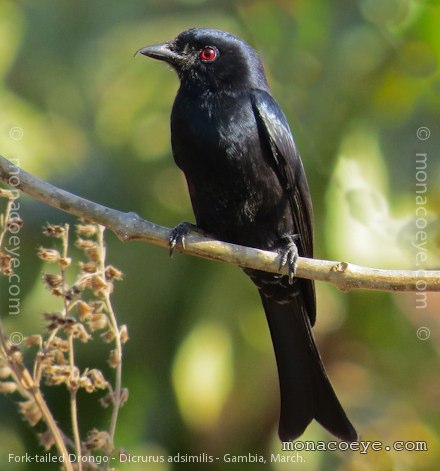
137;28;357;442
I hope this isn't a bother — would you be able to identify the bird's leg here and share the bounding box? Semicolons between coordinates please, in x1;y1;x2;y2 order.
278;234;300;285
169;221;197;257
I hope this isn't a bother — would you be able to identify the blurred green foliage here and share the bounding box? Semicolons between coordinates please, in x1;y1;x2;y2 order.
1;0;439;470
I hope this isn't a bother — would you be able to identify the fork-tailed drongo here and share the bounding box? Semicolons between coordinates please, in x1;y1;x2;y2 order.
137;28;357;442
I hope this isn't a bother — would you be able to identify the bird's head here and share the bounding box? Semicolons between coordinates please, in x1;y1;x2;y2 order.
136;28;269;92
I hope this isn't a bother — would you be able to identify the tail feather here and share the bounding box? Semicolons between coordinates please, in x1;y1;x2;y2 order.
260;294;357;442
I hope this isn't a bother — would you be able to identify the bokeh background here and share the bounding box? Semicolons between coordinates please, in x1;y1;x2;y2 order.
1;0;439;470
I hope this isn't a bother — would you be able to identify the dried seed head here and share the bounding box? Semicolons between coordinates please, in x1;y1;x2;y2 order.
85;429;111;452
0;382;18;394
80;375;94;393
37;247;60;262
42;274;64;289
85;247;100;262
46;374;67;386
44;312;63;322
100;329;115;343
65;319;75;329
120;388;129;407
79;261;98;273
59;257;72;268
90;301;106;313
105;266;123;281
92;275;107;290
0;252;13;275
119;325;129;344
69;324;91;343
45;314;77;332
43;224;65;238
24;335;42;348
49;336;63;349
46;323;58;332
49;288;64;298
0;366;12;379
98;284;113;298
88;369;107;390
77;301;93;321
54;350;67;365
107;349;120;369
99;392;114;408
64;285;81;301
38;350;56;368
52;365;71;376
91;275;109;296
45;365;73;386
88;313;108;331
76;239;97;250
42;365;56;376
67;367;80;391
38;430;55;451
76;275;92;291
9;347;23;364
76;224;98;237
44;313;63;330
64;317;76;327
19;400;42;426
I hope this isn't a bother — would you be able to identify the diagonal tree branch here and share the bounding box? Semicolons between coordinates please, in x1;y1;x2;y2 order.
0;154;438;292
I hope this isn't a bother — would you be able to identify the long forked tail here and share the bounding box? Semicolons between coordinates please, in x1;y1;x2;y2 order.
260;294;357;442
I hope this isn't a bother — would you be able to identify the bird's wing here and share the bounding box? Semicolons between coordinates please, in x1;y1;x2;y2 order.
251;89;314;257
251;89;316;323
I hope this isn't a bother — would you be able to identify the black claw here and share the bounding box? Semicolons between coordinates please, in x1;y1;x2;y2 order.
278;234;300;285
169;222;196;257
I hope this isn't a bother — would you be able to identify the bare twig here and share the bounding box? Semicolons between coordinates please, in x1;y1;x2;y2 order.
0;155;438;292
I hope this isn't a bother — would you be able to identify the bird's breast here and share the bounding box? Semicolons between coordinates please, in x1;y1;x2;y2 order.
172;92;267;176
170;91;288;246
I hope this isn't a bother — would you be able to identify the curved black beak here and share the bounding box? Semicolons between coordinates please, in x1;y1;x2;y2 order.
134;42;182;65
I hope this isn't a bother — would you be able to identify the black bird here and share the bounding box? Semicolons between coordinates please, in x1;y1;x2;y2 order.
137;28;357;442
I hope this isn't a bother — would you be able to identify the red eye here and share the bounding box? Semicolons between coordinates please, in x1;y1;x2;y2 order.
199;46;218;63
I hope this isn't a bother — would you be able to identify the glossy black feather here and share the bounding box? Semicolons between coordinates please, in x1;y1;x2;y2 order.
138;28;357;442
250;90;316;323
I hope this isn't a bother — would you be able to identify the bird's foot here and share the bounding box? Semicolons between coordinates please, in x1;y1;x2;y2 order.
169;222;197;257
278;234;300;285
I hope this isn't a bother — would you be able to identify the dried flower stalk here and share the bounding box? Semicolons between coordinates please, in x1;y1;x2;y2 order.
0;191;127;468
